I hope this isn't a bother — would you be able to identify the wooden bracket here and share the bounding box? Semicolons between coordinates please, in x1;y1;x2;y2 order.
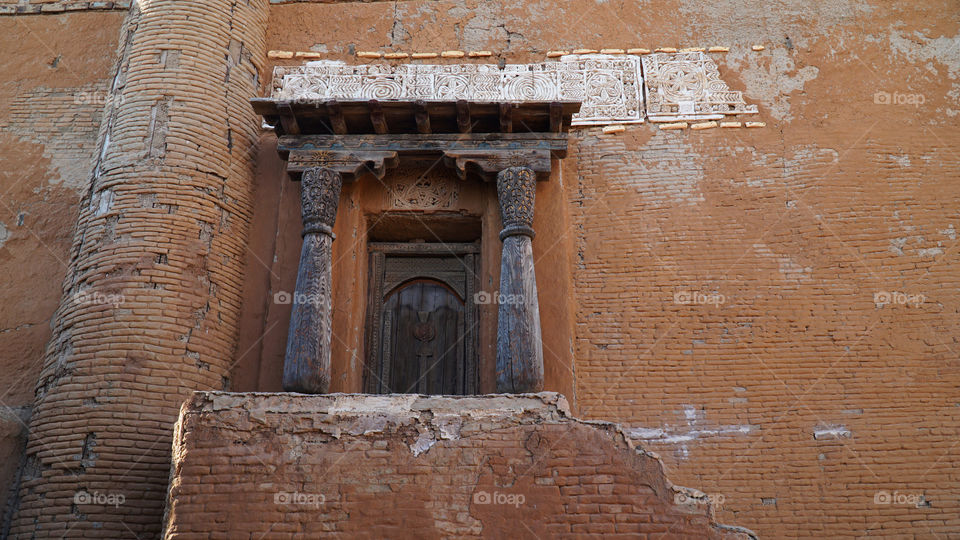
443;149;552;181
287;150;399;182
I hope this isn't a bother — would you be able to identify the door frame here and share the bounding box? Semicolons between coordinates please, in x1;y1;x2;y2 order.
364;242;481;394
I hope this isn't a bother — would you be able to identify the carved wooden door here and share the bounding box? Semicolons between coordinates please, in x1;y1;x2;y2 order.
382;281;463;394
365;243;479;395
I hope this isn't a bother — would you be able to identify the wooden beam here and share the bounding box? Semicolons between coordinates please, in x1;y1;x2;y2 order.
327;100;347;134
278;133;569;159
277;102;300;135
456;100;471;133
550;101;562;133
414;100;431;134
499;103;513;133
369;100;388;134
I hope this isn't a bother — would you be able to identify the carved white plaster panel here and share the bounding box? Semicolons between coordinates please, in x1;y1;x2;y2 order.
271;57;645;125
640;52;758;122
390;169;459;210
270;54;759;127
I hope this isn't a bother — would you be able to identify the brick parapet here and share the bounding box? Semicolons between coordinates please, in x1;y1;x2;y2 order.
163;392;756;539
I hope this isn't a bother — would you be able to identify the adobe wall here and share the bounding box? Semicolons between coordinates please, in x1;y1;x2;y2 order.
0;0;957;537
4;1;270;537
163;391;754;539
0;9;126;526
257;1;960;538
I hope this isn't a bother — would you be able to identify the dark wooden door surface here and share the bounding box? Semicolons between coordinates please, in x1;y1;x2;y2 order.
380;280;465;394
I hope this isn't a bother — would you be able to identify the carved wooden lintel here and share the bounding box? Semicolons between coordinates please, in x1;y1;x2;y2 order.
280;133;567;182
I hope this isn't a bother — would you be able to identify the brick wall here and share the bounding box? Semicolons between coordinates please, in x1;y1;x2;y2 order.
0;9;126;529
8;1;269;537
259;1;960;537
164;392;754;539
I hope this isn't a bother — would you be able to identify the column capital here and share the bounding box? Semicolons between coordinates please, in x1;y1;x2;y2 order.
497;166;536;241
300;167;343;237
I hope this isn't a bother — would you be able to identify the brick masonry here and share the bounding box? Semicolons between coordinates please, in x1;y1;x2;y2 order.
0;0;957;538
6;1;268;537
163;392;755;539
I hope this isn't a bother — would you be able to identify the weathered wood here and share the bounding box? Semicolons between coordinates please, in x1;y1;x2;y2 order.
279;132;569;158
278;102;300;135
327;100;348;134
456;100;471;133
252;97;581;136
550;101;562;133
279;133;568;182
499;102;513;133
283;167;342;393
286;150;398;182
443;149;553;181
364;245;479;395
414;101;431;134
369;100;388;134
495;167;544;393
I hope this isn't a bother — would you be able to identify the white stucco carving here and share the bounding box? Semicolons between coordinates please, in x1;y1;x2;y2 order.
270;53;757;127
641;52;758;122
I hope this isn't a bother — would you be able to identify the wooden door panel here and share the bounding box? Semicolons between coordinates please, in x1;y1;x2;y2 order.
365;243;480;395
383;281;464;394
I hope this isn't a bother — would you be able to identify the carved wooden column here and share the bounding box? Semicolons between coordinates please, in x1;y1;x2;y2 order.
283;167;342;393
495;166;544;393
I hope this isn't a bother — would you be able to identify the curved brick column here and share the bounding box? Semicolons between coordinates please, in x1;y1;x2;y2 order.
10;1;268;537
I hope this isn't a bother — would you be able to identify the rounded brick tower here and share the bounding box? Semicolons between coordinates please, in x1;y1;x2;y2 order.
9;1;269;537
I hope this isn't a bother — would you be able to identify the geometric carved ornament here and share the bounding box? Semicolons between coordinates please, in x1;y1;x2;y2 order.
391;168;459;210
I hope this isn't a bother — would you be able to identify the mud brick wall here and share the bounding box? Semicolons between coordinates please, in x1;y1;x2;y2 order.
0;9;127;527
254;2;960;538
163;392;754;539
7;1;269;537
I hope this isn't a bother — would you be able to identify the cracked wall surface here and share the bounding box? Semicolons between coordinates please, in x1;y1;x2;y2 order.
163;392;755;539
0;10;126;527
255;1;960;537
0;0;957;537
5;1;269;537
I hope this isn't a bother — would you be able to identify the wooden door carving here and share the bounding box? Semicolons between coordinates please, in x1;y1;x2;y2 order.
365;243;480;395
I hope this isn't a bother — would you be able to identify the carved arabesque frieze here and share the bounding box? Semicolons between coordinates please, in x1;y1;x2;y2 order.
271;56;646;126
390;168;459;210
271;52;760;127
641;52;759;122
